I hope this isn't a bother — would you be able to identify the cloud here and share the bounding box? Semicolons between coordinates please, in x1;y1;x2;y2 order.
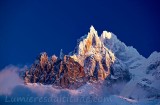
0;65;158;105
0;65;24;95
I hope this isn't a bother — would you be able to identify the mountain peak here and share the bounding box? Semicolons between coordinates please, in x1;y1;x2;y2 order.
89;25;98;37
101;31;112;39
76;26;102;55
90;25;96;32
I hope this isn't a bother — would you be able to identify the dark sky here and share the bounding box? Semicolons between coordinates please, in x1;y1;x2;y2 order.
0;0;160;69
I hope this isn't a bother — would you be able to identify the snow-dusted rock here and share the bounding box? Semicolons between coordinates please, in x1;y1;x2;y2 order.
23;26;160;101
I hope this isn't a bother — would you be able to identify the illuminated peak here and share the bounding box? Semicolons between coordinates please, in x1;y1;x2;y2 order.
90;25;96;32
89;25;98;37
101;31;112;39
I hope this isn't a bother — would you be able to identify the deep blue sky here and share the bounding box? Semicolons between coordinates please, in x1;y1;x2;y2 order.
0;0;160;69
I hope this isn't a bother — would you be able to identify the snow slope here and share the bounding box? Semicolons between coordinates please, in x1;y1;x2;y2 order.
120;52;160;99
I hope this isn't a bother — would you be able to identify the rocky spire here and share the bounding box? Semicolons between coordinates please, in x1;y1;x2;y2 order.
39;52;48;70
51;55;57;63
77;25;102;55
59;49;64;59
89;25;97;35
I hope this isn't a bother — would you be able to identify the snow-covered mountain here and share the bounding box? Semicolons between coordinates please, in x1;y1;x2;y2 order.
23;26;160;101
120;51;160;99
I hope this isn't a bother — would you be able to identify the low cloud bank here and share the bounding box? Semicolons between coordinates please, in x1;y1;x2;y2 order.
0;65;24;95
0;65;159;105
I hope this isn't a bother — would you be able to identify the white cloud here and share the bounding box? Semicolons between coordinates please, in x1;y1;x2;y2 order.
0;65;24;95
0;65;158;105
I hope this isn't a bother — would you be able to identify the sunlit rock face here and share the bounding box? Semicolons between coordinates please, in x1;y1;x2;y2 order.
70;26;116;81
24;54;86;89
